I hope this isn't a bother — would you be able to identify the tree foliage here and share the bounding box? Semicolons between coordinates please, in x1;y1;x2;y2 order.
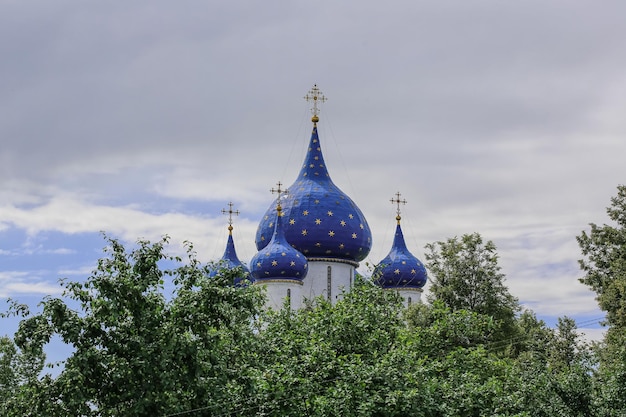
578;185;626;416
578;184;626;329
0;225;613;416
2;236;264;416
424;233;520;347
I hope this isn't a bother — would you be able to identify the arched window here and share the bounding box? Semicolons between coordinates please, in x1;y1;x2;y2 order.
287;288;291;308
407;296;412;307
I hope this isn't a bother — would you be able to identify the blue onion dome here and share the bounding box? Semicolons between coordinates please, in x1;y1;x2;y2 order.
374;214;427;289
209;227;251;286
255;86;372;264
250;200;308;281
210;203;251;286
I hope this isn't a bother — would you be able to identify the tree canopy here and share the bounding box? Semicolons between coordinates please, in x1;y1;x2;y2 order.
0;204;620;417
424;232;520;348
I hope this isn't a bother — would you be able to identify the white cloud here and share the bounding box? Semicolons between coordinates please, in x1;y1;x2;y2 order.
0;271;63;298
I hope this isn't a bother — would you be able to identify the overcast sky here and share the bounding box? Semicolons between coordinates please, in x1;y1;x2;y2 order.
2;1;625;342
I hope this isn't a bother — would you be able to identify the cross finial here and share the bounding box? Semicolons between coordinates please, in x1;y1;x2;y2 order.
390;191;407;223
304;84;327;123
270;181;289;212
221;201;240;234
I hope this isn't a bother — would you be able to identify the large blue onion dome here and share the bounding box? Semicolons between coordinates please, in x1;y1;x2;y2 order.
209;203;251;287
374;213;427;290
250;201;308;281
255;86;372;264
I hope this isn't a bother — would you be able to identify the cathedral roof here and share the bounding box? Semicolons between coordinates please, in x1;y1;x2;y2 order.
255;85;372;264
250;198;308;281
209;203;250;287
374;195;427;289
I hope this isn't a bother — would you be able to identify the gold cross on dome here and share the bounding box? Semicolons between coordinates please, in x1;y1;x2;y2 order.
390;191;407;217
221;201;240;233
304;84;327;118
270;181;289;211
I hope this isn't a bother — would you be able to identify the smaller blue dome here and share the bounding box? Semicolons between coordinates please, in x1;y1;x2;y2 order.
210;227;251;287
374;217;427;289
250;204;308;281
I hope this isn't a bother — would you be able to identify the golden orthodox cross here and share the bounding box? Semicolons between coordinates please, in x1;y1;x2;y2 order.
221;201;240;233
390;191;407;217
304;84;327;119
270;181;289;212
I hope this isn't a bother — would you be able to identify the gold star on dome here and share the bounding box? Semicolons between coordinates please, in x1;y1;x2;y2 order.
411;269;417;274
302;229;308;236
352;233;357;239
303;210;309;216
271;260;278;266
359;224;364;229
289;219;295;225
402;261;406;264
315;242;321;247
348;214;354;219
281;252;286;256
340;220;346;226
327;211;334;216
256;262;262;267
314;199;320;204
339;243;345;249
315;219;322;225
328;231;335;237
394;269;401;275
290;261;296;266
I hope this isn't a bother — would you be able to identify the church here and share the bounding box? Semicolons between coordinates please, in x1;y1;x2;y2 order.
212;85;427;309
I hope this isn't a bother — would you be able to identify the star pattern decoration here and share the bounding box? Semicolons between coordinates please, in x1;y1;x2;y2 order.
254;97;373;262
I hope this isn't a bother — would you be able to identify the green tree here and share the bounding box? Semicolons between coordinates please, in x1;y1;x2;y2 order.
578;185;626;415
578;184;626;330
3;236;264;416
425;233;520;347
